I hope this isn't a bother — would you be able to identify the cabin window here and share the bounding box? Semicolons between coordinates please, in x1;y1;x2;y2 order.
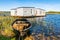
15;11;17;15
40;11;41;14
15;11;17;13
23;10;27;16
31;9;32;14
24;10;27;13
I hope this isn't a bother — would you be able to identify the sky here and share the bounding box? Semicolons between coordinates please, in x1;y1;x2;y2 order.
0;0;60;11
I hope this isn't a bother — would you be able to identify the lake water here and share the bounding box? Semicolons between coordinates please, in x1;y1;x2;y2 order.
44;14;60;32
30;14;60;35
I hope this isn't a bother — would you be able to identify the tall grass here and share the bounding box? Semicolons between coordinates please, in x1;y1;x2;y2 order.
0;16;15;40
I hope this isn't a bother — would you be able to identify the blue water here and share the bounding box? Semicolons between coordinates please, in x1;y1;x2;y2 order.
30;14;60;34
44;14;60;32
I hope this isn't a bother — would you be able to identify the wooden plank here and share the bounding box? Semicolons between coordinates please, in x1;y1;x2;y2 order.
11;15;46;18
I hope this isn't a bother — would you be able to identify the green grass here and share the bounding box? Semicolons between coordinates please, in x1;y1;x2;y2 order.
0;16;17;40
0;35;11;40
46;11;60;14
0;16;36;40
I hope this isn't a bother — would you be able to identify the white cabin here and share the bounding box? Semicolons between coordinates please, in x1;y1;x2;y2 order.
11;7;46;16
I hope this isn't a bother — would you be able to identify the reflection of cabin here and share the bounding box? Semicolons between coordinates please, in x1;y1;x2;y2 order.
11;7;46;17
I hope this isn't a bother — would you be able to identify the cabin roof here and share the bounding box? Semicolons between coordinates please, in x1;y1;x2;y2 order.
11;7;45;11
11;7;35;10
37;8;46;11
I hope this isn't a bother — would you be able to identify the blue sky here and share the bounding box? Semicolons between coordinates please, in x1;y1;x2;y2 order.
0;0;60;11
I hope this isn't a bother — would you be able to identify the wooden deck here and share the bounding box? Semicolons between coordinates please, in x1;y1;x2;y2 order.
11;15;46;18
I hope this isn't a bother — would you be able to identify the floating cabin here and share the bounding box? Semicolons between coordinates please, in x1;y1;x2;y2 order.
10;7;46;18
10;7;46;22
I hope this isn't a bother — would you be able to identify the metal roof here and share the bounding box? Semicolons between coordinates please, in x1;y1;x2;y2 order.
11;7;35;10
